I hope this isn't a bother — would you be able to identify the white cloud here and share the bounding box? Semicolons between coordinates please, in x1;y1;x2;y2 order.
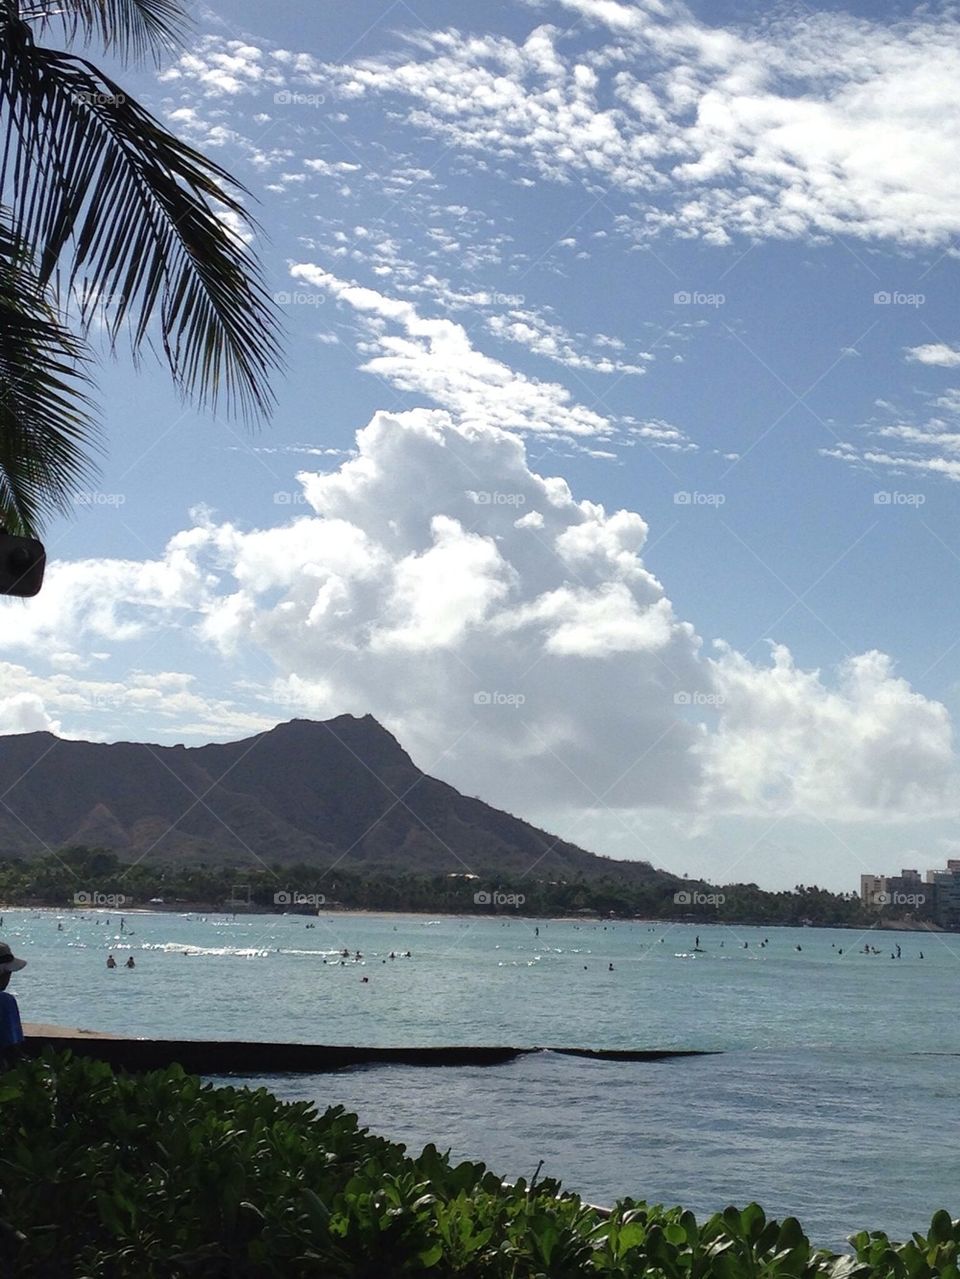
821;394;960;484
485;307;649;376
905;344;960;368
706;644;955;821
0;663;273;742
173;410;710;811
323;2;960;248
0;532;215;654
159;39;283;96
289;264;618;439
624;418;697;452
0;692;61;736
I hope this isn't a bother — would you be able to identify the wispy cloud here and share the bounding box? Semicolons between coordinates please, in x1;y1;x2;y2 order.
320;0;960;248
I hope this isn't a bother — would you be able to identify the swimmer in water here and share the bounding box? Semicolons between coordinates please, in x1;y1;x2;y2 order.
106;955;116;969
126;956;135;968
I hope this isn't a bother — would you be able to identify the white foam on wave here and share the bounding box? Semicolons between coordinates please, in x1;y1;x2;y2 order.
277;948;342;957
141;942;270;958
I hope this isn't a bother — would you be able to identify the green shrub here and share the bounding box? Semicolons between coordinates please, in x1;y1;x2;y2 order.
0;1052;954;1277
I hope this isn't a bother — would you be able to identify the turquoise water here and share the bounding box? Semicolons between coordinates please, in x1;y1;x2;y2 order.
4;908;958;1246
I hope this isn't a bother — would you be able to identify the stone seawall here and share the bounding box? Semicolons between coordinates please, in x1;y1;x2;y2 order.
22;1025;715;1073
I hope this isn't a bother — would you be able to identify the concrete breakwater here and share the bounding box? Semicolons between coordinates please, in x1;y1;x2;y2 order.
21;1024;716;1073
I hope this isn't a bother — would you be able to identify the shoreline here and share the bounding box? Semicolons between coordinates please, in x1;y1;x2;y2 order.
0;902;945;932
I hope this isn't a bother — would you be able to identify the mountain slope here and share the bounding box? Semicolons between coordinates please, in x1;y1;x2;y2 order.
0;716;673;885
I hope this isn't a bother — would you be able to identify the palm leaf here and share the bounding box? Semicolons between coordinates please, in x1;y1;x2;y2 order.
0;13;282;422
0;209;97;536
19;0;187;64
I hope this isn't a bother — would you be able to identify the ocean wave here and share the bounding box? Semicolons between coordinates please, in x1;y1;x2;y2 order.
277;948;343;957
140;942;270;958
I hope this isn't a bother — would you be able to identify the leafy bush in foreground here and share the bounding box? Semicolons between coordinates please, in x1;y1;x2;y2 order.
0;1052;956;1277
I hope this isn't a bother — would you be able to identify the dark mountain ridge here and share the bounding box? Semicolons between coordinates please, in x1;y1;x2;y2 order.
0;715;674;885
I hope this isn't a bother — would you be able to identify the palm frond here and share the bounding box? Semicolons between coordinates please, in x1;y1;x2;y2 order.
0;208;98;537
0;17;283;422
18;0;187;64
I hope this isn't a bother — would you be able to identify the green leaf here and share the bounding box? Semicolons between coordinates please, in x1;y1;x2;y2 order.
0;209;97;534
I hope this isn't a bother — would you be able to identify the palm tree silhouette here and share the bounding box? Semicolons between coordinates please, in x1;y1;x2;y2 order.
0;0;282;534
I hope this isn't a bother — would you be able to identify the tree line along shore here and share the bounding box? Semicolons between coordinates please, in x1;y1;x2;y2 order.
0;846;930;929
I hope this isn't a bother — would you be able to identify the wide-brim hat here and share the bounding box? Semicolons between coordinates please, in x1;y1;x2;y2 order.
0;942;26;972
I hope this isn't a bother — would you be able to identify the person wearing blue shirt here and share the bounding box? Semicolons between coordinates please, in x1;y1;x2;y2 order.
0;941;26;1069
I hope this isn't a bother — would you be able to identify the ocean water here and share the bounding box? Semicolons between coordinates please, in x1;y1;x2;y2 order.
3;908;958;1247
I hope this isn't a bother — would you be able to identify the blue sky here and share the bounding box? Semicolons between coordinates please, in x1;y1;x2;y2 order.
8;0;960;890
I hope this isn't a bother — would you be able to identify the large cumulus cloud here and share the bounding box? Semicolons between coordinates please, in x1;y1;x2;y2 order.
194;408;709;812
